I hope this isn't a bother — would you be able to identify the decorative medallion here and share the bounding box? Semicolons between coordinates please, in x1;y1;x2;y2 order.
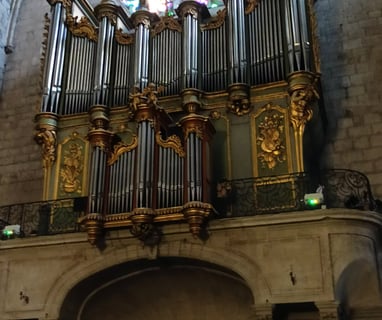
257;104;286;169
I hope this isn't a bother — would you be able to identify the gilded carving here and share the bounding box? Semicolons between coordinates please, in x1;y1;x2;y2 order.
152;16;182;35
155;131;185;157
115;29;134;45
98;11;117;25
257;104;286;169
66;14;97;41
201;9;226;30
227;83;252;116
227;98;251;116
289;84;319;132
108;135;138;165
245;0;260;14
60;142;83;194
35;129;57;168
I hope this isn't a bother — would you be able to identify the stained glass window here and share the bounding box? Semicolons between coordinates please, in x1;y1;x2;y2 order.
120;0;224;17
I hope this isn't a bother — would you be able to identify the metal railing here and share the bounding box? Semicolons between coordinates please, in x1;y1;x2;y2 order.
0;197;86;239
0;169;377;238
214;169;376;218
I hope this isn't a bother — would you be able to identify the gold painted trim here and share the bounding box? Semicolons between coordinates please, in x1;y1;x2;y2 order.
152;16;182;35
201;8;226;31
66;13;98;41
307;0;321;73
108;135;138;165
245;0;260;15
115;29;134;45
155;131;185;157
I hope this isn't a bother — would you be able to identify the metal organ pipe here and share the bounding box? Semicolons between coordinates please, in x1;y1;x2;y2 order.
284;0;311;72
226;0;248;84
42;2;67;113
93;16;115;105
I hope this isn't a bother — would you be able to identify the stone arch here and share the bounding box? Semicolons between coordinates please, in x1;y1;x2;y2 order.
44;239;271;319
335;257;382;308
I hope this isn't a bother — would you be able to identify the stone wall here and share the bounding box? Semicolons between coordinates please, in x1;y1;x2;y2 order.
0;0;12;91
0;0;49;205
315;0;382;198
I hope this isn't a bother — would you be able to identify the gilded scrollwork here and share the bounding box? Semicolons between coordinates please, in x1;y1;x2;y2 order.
155;131;185;157
66;14;97;41
152;16;182;35
108;135;138;165
115;29;134;45
245;0;260;14
257;104;286;169
201;8;226;30
35;128;57;168
60;142;83;194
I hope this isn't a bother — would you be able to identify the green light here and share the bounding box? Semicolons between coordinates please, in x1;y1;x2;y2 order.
3;229;14;237
307;198;319;206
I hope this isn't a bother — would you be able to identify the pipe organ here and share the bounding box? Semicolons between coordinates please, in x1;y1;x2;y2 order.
35;0;323;244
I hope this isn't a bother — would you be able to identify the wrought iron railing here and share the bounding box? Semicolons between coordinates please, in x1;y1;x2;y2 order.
0;197;86;239
214;169;376;218
0;169;377;238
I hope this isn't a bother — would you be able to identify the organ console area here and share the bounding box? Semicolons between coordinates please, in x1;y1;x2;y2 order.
35;0;324;244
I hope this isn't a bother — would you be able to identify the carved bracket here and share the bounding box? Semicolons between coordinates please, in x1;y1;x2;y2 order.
226;83;252;116
34;113;58;168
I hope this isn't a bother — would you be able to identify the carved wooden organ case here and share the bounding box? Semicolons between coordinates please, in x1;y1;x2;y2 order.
35;0;324;244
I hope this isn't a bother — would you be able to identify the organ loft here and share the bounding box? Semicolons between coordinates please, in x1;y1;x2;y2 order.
34;0;325;244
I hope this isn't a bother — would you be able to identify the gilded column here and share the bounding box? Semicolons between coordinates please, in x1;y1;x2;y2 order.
93;0;118;106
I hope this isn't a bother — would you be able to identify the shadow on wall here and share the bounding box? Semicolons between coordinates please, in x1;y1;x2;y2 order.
335;258;382;311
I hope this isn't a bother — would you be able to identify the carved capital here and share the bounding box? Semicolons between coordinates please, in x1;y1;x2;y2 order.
179;113;215;141
183;201;213;238
176;1;210;20
83;213;105;245
94;1;119;25
131;10;158;28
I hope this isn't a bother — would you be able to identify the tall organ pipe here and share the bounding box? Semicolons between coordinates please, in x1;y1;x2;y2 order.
177;1;208;90
284;0;311;72
42;2;67;113
92;15;115;105
226;0;248;84
131;11;154;91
